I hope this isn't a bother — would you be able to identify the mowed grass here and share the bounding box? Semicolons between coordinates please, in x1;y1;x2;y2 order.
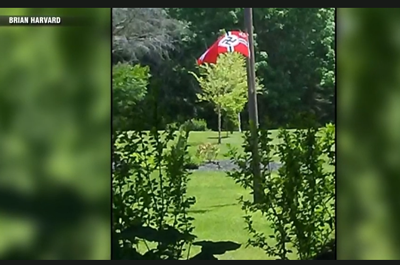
187;131;244;160
186;131;281;164
187;171;277;260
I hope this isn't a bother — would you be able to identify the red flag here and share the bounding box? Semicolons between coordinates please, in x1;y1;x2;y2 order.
197;30;250;65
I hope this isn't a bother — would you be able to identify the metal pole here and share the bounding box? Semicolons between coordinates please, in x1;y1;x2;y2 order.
244;8;259;127
244;8;263;203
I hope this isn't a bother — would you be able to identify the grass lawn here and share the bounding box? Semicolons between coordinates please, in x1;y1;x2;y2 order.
187;170;276;260
186;131;281;164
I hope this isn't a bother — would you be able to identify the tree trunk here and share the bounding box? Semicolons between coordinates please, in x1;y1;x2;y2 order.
237;112;242;132
227;114;232;135
217;107;222;144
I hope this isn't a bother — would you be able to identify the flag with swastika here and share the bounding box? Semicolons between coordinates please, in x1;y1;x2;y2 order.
197;30;250;65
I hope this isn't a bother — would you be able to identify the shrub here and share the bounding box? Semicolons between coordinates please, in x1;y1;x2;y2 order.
196;142;219;163
181;118;208;131
165;122;179;131
227;125;335;260
112;63;150;131
112;127;196;260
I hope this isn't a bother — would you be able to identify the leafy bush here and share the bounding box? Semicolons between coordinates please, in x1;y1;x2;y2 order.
165;122;179;131
181;118;209;131
176;126;199;170
113;63;150;131
112;127;196;260
227;125;335;260
196;142;219;163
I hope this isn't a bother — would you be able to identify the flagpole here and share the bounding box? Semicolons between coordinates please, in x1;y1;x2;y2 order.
244;8;262;204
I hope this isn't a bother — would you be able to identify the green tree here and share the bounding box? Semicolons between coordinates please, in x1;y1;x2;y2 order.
250;8;335;126
112;63;150;131
223;75;263;133
112;8;186;63
190;52;247;143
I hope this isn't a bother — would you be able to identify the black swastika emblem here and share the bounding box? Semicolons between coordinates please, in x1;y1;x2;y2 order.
219;35;239;47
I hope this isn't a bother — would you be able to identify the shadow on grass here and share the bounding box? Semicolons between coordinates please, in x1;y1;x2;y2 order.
208;203;238;208
115;223;333;260
188;209;209;214
119;224;196;245
207;136;229;140
114;224;196;259
188;203;238;214
190;240;241;260
115;224;241;260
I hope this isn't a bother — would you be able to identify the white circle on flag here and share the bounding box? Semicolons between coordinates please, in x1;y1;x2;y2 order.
218;35;240;48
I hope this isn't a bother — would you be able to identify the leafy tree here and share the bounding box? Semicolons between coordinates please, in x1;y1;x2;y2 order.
189;52;248;143
224;75;264;132
112;8;187;63
113;63;150;131
251;8;335;127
